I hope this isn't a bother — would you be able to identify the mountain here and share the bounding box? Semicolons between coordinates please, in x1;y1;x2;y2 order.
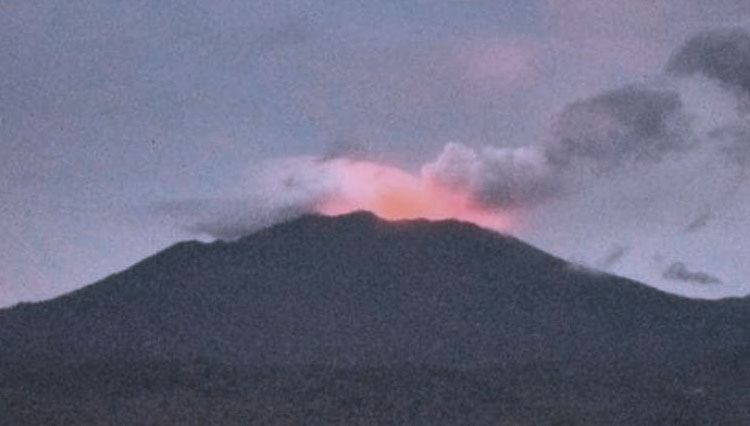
2;211;749;425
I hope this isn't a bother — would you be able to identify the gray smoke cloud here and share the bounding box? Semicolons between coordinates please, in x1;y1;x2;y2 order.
516;30;750;298
548;86;689;170
160;198;318;241
421;84;694;210
667;29;750;169
423;86;693;210
667;29;750;93
422;143;559;208
663;262;723;285
147;27;750;300
168;29;750;262
158;157;338;240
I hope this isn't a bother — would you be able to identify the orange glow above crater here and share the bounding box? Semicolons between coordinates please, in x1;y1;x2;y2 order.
316;160;514;231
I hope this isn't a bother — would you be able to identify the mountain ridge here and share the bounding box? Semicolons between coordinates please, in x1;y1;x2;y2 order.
2;211;748;371
4;211;750;425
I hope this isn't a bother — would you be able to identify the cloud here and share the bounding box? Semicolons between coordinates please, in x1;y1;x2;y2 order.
156;28;750;303
669;61;750;171
548;86;689;170
422;143;559;208
162;153;521;239
663;262;723;284
667;29;750;93
517;29;750;298
158;157;338;240
159;197;318;241
164;139;566;241
166;28;749;242
317;158;514;230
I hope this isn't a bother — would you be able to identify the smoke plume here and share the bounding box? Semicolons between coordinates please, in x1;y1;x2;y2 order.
549;87;689;169
667;29;750;94
162;28;750;298
421;143;559;208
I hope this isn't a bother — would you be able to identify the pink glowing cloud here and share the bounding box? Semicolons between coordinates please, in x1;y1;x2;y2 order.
316;159;515;232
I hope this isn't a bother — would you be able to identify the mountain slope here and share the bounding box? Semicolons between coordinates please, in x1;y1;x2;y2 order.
3;211;750;425
1;211;747;368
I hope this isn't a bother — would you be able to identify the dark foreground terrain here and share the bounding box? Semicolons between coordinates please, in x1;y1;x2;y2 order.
3;358;750;425
2;212;749;425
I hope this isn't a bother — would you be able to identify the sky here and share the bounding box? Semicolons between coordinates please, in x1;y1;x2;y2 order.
4;0;750;306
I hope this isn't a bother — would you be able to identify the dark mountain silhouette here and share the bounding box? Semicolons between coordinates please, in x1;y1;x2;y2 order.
2;211;749;425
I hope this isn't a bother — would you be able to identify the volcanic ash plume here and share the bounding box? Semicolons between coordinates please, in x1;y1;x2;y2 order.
169;143;564;240
315;158;511;231
422;143;558;208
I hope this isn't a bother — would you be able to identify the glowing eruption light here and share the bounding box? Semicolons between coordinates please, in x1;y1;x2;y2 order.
316;160;514;232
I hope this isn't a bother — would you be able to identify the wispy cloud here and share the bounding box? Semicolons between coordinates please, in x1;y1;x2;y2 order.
663;262;723;285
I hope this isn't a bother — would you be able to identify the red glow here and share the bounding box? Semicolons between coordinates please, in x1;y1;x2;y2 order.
316;160;514;231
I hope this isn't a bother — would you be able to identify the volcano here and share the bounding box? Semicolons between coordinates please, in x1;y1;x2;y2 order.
2;212;749;425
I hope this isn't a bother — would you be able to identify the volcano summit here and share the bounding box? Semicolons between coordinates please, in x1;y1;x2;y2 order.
2;212;749;425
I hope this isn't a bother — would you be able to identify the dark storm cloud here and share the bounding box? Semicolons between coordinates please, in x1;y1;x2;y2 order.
663;262;722;285
667;29;750;93
548;87;688;169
